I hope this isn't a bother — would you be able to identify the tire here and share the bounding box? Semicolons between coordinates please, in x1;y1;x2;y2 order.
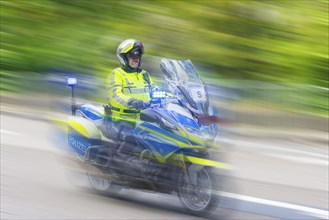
86;164;121;196
177;167;220;216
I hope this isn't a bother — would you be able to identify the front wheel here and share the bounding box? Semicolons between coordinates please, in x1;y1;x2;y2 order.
86;164;121;196
177;167;220;216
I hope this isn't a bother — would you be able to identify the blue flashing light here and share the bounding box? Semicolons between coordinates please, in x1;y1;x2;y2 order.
67;77;77;87
152;90;166;99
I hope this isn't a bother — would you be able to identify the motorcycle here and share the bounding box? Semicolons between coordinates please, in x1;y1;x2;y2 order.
66;58;230;216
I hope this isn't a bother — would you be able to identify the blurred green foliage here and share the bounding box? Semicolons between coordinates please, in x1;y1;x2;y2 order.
0;0;328;114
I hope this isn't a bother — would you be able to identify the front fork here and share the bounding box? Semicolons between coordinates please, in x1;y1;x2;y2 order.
179;154;204;186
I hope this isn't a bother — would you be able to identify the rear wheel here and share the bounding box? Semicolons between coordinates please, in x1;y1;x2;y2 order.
177;167;219;216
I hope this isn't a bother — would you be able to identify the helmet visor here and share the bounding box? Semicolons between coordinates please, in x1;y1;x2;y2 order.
127;51;142;59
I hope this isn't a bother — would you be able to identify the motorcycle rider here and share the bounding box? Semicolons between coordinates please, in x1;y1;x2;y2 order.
107;39;158;177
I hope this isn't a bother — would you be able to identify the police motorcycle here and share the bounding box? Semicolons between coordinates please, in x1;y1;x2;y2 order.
66;58;230;216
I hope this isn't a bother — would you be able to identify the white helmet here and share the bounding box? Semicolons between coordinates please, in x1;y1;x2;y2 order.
116;39;144;69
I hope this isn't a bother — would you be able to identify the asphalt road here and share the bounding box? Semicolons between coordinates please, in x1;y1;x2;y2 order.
1;113;328;219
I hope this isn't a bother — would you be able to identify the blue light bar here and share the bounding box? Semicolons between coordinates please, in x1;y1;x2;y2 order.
67;77;77;86
152;90;166;99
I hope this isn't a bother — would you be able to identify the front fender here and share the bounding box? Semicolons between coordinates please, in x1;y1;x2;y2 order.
186;157;232;186
184;155;231;169
170;153;232;186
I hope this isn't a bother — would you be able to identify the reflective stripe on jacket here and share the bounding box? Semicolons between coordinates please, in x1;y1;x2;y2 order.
108;67;154;115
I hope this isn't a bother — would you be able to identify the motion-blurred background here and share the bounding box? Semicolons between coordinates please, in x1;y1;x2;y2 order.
1;1;328;219
1;0;328;122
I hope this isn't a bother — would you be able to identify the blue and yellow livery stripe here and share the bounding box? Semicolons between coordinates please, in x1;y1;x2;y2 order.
67;117;101;139
137;122;191;148
68;118;89;137
188;133;205;145
170;153;232;169
184;156;231;169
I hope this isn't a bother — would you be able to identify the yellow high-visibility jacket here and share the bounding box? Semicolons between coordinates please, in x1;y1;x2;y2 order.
108;67;155;120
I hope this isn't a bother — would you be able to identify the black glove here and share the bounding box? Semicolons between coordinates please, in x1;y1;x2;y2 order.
142;102;150;109
128;99;145;110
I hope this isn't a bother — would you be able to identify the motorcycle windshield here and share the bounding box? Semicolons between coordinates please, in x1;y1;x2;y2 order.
160;58;208;115
160;59;202;84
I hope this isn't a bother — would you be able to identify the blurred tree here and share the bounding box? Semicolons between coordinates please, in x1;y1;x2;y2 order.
0;0;328;88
